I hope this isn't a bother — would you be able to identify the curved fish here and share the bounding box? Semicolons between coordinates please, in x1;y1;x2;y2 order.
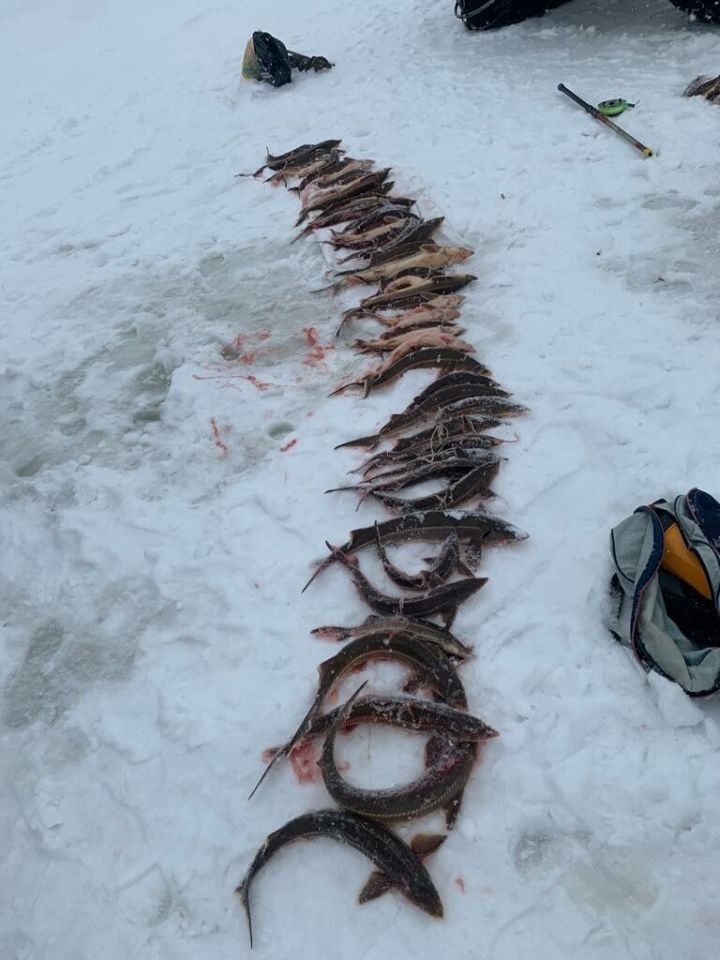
236;809;444;946
318;686;479;822
311;613;474;659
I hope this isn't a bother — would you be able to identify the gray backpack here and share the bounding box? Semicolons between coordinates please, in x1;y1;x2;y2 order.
610;488;720;696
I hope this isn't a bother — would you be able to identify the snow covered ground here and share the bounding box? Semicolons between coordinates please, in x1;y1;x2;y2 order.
3;0;720;956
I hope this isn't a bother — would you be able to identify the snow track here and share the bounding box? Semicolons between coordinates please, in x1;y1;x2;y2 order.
3;0;720;957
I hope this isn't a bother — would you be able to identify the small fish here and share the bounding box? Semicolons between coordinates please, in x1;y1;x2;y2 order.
301;163;380;204
318;686;479;822
248;631;467;797
325;542;487;627
375;528;473;591
290;156;365;193
236;809;444;946
337;275;476;334
302;509;527;591
295;157;374;195
312;612;473;659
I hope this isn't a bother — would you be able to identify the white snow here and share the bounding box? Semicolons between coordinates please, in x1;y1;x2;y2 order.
3;0;720;957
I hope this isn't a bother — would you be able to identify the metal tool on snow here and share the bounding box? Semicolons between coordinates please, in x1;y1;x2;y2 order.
558;84;653;158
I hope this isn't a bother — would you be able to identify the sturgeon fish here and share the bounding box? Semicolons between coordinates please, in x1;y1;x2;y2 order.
247;632;467;797
330;347;488;399
323;245;473;294
372;460;502;513
374;528;473;592
302;510;527;591
291;694;498;745
236;809;444;946
296;169;393;224
311;613;474;659
318;686;479;823
325;542;487;626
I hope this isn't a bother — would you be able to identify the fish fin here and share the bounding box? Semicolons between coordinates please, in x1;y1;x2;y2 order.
444;790;464;830
301;552;337;593
462;543;484;571
403;672;424;695
424;734;445;767
440;604;458;629
334;434;380;450
357;870;393;904
328;379;362;398
311;625;349;642
411;833;447;859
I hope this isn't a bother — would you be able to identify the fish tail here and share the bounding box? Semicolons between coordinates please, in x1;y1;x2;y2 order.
328;379;362;398
301;551;337;592
334;434;380;450
235;880;254;948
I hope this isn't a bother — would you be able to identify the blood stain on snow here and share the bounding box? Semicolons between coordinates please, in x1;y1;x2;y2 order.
302;326;334;366
290;741;320;783
280;438;297;453
210;417;229;457
455;877;466;894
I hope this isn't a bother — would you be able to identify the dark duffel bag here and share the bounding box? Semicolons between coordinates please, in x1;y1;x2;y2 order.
454;0;570;30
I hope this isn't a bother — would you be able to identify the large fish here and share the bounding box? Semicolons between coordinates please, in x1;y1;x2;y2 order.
337;274;476;333
290;693;498;744
330;346;487;399
295;169;393;224
324;542;487;627
248;631;467;797
236;809;444;946
241;139;343;178
374;529;474;592
291;194;415;241
322;245;473;294
302;509;527;591
318;686;480;822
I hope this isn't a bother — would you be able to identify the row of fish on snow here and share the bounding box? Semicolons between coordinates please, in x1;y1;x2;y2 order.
236;140;529;946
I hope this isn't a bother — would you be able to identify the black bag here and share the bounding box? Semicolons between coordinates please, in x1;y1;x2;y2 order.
454;0;569;30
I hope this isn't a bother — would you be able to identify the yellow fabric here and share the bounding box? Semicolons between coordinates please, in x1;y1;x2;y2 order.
242;38;261;80
661;522;712;600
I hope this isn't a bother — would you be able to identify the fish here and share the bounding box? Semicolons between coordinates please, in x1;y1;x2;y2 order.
324;542;487;627
311;612;474;659
289;156;368;193
241;140;343;178
337;274;476;333
360;441;504;481
301;163;381;204
296;170;393;224
264;150;342;186
365;297;464;328
375;528;474;591
325;217;418;252
330;347;488;399
287;693;498;745
352;319;467;353
345;380;510;442
337;410;501;453
332;205;417;239
329;451;500;501
355;323;465;353
318;686;479;822
236;809;445;946
291;195;415;241
302;509;527;591
323;245;473;294
362;219;447;265
372;460;502;513
352;450;501;493
248;630;467;797
295;158;375;195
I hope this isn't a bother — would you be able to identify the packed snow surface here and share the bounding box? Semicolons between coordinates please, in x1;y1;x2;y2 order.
3;0;720;957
